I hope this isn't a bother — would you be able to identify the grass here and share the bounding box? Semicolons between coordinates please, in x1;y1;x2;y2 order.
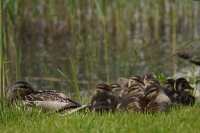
1;1;200;132
1;105;200;133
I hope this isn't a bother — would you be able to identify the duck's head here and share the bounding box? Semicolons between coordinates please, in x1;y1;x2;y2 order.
175;78;193;92
143;74;159;87
90;83;118;112
7;81;35;103
96;83;112;92
164;78;176;91
128;76;144;87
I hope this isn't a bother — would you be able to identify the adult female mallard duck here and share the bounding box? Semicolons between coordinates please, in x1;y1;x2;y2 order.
163;77;195;105
7;81;85;113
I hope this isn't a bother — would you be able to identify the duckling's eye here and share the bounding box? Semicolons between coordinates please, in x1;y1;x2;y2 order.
182;83;187;88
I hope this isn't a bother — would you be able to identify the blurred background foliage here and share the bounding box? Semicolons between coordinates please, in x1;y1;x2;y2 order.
1;0;200;99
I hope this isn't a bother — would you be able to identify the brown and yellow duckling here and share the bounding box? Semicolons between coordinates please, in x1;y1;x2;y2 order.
7;81;84;113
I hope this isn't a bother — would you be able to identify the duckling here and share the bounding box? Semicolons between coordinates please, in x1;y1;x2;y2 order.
115;76;145;112
7;81;83;112
142;74;171;113
174;77;195;105
118;76;145;98
90;83;119;112
118;74;171;113
163;77;195;105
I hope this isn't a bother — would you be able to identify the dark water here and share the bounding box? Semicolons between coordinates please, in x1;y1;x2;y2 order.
6;0;200;97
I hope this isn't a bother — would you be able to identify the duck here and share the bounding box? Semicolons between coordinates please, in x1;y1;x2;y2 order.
117;74;171;113
90;83;119;112
163;77;195;106
115;76;145;98
6;81;85;113
142;74;171;113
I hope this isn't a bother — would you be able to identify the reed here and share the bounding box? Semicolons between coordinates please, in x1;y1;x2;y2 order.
0;0;7;98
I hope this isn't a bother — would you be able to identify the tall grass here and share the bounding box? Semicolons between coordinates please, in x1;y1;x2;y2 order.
0;0;21;99
0;0;7;98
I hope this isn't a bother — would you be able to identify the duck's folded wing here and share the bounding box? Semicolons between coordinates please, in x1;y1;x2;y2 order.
23;100;81;111
25;91;71;102
23;101;68;111
117;96;142;112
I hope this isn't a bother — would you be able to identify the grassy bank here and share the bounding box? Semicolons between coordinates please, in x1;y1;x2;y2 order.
1;105;200;133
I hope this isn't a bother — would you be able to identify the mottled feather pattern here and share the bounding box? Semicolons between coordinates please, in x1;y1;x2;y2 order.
163;77;195;105
7;81;82;112
115;74;171;113
7;75;195;114
25;91;68;102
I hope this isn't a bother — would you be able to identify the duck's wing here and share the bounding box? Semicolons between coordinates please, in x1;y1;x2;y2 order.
25;91;64;101
117;76;146;112
145;101;169;113
117;95;143;112
119;76;145;97
175;92;195;106
145;90;171;113
24;90;81;110
23;100;70;111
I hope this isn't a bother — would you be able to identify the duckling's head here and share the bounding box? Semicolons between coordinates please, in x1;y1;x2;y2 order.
163;78;176;91
90;83;118;112
128;76;144;87
143;74;159;87
175;78;193;92
96;83;112;92
7;81;35;103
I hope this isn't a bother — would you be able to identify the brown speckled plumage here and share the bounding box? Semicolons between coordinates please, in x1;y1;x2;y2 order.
7;81;82;112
